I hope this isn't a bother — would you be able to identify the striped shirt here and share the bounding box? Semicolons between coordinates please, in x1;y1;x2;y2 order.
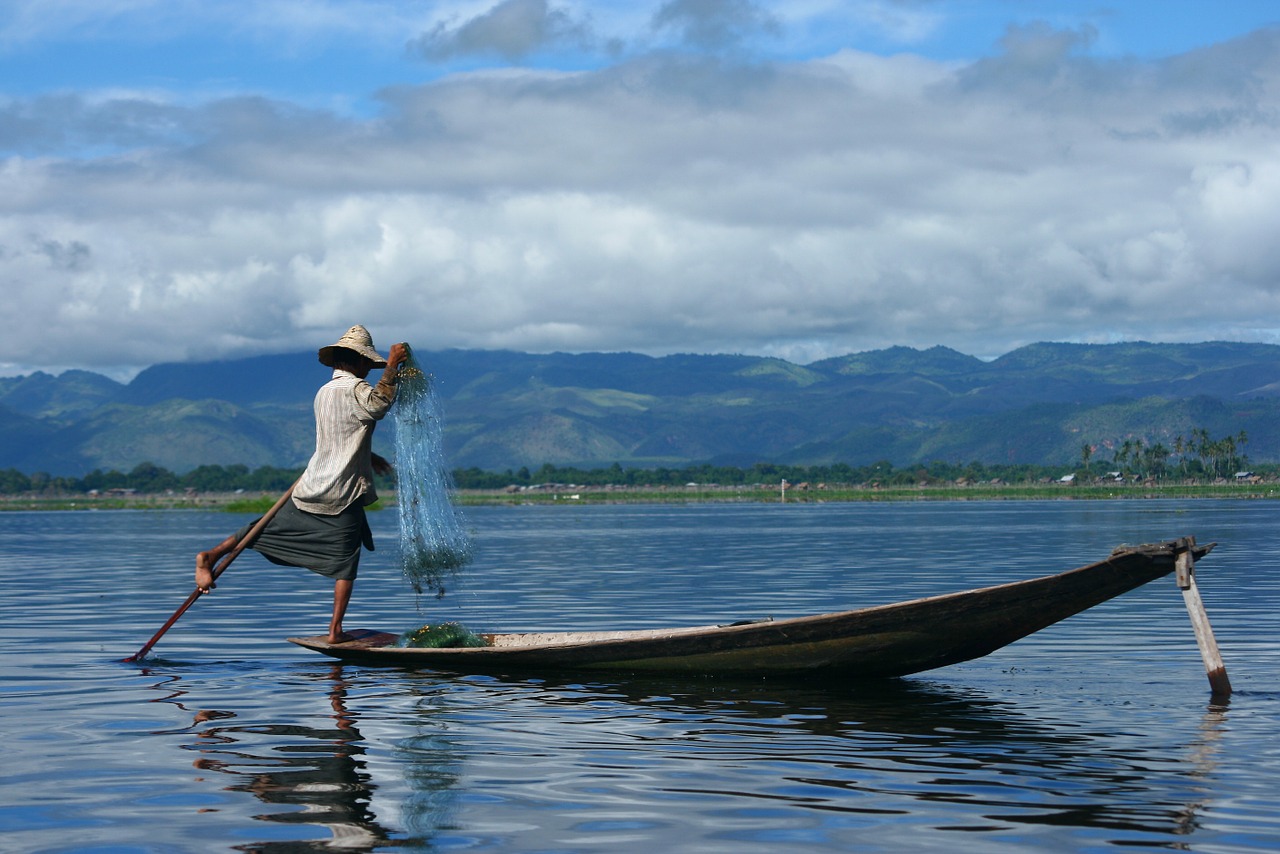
292;368;397;515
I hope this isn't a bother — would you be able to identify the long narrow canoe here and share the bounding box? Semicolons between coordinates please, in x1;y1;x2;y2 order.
289;537;1212;677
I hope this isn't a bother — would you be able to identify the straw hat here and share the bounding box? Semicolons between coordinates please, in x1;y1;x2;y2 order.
318;325;388;368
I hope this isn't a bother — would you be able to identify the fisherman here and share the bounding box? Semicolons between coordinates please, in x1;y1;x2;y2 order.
195;325;408;643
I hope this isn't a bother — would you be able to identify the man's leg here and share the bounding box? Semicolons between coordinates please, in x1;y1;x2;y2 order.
329;578;354;644
195;534;239;593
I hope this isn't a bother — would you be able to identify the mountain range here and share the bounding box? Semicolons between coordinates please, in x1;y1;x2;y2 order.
3;341;1280;476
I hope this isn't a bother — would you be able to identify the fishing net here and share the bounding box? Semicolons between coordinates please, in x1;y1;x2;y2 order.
399;621;489;648
392;347;473;598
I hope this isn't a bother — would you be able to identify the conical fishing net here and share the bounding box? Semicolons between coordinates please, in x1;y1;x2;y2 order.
392;347;473;598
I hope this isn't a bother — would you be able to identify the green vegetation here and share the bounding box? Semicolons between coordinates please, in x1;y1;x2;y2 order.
0;463;301;498
0;424;1273;511
1079;428;1251;481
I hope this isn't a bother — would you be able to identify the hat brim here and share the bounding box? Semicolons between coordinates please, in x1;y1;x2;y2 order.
318;344;387;368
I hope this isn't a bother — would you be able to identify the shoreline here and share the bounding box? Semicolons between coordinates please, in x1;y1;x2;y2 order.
2;481;1276;511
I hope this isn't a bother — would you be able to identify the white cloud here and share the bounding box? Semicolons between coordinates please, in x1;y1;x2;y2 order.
650;0;781;51
4;11;1280;377
409;0;597;62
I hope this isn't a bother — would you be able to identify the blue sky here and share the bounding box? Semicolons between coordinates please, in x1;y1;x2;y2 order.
4;2;1272;104
2;1;1280;377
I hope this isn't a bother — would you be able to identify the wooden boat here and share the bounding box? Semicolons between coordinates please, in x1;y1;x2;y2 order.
289;537;1212;677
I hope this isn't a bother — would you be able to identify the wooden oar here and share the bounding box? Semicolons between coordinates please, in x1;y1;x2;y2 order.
123;481;297;663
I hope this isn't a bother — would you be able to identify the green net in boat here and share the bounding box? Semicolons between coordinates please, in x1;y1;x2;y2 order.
399;622;488;648
392;347;473;598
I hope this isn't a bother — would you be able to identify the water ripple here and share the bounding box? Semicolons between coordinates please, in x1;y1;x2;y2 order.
2;502;1278;851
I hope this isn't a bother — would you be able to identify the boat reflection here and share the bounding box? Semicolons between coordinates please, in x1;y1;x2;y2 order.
384;669;1232;845
145;664;1233;849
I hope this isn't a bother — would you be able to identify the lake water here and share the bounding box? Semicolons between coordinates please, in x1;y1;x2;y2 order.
2;499;1278;852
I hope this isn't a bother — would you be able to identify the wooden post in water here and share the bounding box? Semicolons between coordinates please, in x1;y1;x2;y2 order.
1175;537;1232;697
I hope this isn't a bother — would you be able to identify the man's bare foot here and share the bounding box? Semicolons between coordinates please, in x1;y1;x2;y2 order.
195;552;216;593
327;630;354;645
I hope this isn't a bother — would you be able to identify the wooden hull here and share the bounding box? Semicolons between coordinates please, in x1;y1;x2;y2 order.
288;538;1212;678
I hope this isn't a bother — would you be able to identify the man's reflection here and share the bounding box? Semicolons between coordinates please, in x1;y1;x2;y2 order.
174;666;392;851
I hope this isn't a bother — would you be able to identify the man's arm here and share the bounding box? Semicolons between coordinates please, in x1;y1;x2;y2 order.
370;342;409;406
353;342;411;420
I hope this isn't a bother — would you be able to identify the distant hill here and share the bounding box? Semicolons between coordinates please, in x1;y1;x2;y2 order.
2;341;1280;476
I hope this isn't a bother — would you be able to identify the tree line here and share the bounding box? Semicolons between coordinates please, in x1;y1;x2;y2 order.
0;463;302;496
0;426;1264;497
1079;429;1251;481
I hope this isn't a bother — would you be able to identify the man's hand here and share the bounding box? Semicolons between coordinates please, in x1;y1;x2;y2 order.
387;342;408;372
372;453;394;476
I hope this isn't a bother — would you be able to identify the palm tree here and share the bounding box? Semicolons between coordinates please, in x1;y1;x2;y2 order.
1116;439;1134;475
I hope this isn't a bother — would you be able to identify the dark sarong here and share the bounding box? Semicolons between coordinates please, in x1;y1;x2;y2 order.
235;499;374;581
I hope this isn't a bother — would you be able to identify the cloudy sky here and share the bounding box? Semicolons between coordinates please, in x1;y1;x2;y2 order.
3;1;1279;378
